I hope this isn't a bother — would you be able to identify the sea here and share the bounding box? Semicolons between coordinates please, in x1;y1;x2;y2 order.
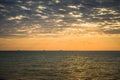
0;51;120;80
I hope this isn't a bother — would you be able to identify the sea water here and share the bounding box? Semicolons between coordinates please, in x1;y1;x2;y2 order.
0;51;120;80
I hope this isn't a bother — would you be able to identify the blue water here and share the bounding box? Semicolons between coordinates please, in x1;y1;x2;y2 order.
0;51;120;80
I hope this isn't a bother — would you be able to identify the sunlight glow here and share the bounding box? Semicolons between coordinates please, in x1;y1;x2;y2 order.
0;0;120;50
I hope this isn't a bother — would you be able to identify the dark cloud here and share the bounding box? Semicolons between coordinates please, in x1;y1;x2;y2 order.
0;0;120;37
104;29;120;34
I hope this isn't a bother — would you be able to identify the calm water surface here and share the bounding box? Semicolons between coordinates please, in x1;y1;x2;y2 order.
0;51;120;80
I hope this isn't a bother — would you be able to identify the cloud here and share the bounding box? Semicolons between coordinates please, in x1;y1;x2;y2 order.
7;15;26;20
0;0;120;38
104;29;120;34
20;6;30;10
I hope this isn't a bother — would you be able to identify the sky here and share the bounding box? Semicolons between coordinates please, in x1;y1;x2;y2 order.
0;0;120;50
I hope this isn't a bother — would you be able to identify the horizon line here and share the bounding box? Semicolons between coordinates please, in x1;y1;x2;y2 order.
0;50;120;52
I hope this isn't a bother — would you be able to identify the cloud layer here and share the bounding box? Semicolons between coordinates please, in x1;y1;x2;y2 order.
0;0;120;37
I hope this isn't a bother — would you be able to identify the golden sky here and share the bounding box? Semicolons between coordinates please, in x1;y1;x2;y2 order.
0;0;120;50
0;34;120;50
